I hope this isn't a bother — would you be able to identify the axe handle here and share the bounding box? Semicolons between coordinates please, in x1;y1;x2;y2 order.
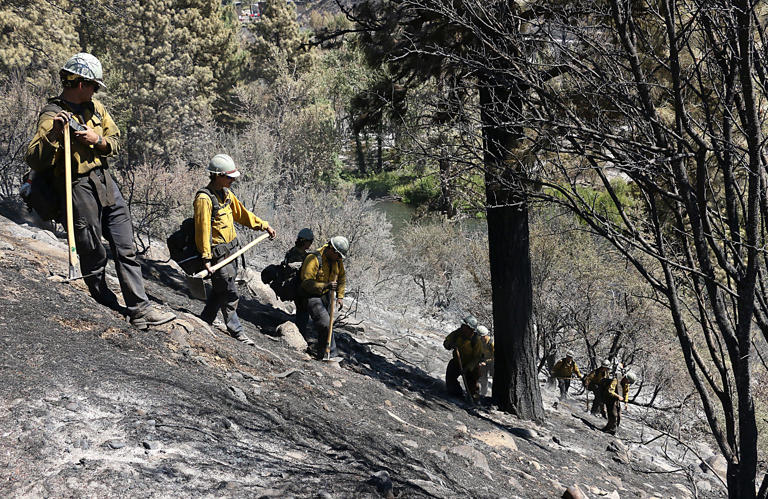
323;289;336;359
63;126;80;276
192;233;270;278
455;349;474;405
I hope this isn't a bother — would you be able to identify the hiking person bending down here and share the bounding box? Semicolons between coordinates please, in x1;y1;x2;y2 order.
195;154;276;345
443;315;490;401
299;236;348;359
552;350;582;399
25;52;175;329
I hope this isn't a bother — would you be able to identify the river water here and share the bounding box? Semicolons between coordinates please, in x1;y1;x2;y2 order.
371;199;486;238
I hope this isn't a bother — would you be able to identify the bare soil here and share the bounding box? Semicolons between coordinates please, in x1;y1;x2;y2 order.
0;208;725;498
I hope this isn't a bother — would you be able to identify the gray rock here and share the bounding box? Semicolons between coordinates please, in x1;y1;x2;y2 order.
700;454;727;480
106;439;126;449
511;427;538;439
243;268;289;311
696;480;712;493
276;321;308;352
65;402;79;412
32;230;58;244
562;485;587;499
449;445;492;477
605;476;622;489
606;439;628;453
428;449;447;461
142;440;160;450
0;240;14;250
408;478;452;497
228;385;249;404
672;484;692;497
605;491;620;499
607;439;631;464
78;438;90;450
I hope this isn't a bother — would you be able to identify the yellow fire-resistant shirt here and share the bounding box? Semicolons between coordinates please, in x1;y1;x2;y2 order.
443;328;487;372
193;185;270;260
25;98;120;177
583;367;609;390
620;377;632;403
601;378;622;400
552;357;582;379
299;244;346;299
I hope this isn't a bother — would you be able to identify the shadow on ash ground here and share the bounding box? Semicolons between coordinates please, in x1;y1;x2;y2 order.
0;209;726;498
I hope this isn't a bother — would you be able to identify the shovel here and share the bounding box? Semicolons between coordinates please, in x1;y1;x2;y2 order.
191;233;270;279
454;349;475;406
186;275;207;300
63;125;81;281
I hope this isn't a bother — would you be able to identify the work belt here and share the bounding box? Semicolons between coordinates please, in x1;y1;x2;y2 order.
73;167;116;208
212;239;240;261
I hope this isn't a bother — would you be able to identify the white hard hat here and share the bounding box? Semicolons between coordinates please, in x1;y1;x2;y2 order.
61;52;106;88
330;236;349;259
461;315;478;330
476;325;490;336
207;154;240;178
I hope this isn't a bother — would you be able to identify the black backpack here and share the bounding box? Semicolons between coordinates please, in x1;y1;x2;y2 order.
166;188;222;275
262;251;322;302
20;168;62;222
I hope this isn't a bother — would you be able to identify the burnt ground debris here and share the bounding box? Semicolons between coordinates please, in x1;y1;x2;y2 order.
0;209;726;498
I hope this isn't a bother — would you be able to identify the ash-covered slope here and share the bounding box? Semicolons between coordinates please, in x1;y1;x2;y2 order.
0;211;725;498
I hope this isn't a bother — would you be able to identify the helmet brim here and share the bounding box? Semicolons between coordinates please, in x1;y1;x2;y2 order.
223;170;240;178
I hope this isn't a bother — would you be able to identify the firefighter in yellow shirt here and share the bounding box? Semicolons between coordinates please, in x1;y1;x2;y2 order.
299;236;349;359
443;315;487;400
477;326;494;397
599;371;636;435
583;359;611;416
194;154;275;345
552;351;582;399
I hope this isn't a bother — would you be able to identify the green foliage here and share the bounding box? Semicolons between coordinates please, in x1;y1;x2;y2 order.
348;168;440;204
102;0;242;164
0;0;79;87
394;175;440;205
245;0;312;82
546;179;637;227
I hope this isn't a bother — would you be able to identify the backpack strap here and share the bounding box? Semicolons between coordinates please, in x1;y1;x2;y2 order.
195;187;223;252
195;187;222;214
310;250;323;272
43;98;103;121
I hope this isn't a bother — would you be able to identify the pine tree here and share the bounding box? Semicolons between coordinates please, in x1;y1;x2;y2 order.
100;0;242;163
0;0;79;85
245;0;312;82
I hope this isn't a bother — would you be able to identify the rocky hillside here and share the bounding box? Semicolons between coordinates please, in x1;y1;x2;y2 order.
0;206;727;498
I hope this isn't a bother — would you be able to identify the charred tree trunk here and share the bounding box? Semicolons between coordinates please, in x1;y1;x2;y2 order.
438;151;456;217
481;80;543;421
355;131;367;175
376;124;383;173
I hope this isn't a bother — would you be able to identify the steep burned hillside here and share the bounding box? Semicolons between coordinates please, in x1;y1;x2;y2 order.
0;211;726;498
